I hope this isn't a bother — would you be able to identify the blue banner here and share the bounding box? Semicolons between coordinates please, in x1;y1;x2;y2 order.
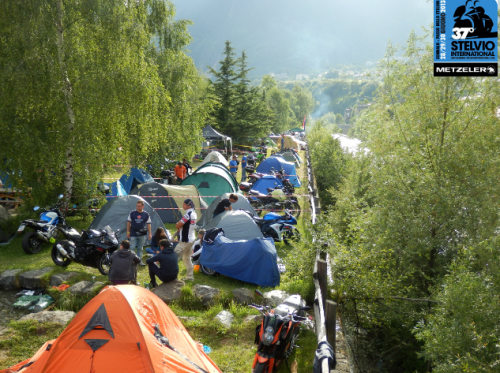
434;0;498;76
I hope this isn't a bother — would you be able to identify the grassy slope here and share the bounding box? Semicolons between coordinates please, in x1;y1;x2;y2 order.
0;151;316;372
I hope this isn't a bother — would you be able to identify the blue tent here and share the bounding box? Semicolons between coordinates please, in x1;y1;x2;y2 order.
119;168;154;194
199;233;280;287
103;180;127;199
250;175;284;195
256;158;302;187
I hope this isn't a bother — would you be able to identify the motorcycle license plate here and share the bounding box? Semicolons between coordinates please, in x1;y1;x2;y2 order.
18;224;25;232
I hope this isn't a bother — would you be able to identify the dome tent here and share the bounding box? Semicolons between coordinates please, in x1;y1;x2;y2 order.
130;182;207;223
250;175;285;195
89;195;164;245
0;285;221;373
195;162;238;191
256;157;302;187
199;151;229;168
181;164;238;205
204;210;263;241
197;193;256;228
119;168;154;194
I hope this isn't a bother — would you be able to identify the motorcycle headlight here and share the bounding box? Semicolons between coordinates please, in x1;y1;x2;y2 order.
262;326;275;346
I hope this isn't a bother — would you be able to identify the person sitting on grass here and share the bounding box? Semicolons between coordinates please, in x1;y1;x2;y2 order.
192;229;205;262
146;227;168;256
212;194;238;218
108;240;140;285
146;238;179;288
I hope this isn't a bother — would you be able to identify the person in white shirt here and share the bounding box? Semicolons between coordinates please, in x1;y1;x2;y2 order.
174;199;197;281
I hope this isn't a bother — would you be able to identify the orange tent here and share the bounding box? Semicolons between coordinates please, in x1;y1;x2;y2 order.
1;286;221;373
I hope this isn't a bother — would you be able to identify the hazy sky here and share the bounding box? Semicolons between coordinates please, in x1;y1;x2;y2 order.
172;0;433;77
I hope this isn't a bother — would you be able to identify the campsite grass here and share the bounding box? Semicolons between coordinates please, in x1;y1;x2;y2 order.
0;151;317;372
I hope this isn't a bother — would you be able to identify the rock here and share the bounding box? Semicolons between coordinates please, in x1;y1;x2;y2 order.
50;272;80;287
263;290;290;307
20;311;76;326
151;280;184;303
18;267;53;290
243;315;263;324
232;288;254;304
178;316;196;323
69;281;104;295
0;205;10;224
192;284;220;306
0;269;22;290
215;310;234;328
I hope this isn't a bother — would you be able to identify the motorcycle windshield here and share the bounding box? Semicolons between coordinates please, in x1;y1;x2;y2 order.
102;225;114;237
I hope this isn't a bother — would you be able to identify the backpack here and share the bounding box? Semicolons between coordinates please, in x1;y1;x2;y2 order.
203;228;224;244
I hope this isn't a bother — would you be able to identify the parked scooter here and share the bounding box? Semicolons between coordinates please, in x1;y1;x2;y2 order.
18;195;67;255
51;225;119;275
246;210;299;244
250;290;311;373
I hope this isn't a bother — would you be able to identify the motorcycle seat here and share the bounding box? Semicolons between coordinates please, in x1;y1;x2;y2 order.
35;220;49;224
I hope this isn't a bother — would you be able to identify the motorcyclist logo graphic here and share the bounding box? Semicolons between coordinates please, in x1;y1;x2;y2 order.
453;0;497;39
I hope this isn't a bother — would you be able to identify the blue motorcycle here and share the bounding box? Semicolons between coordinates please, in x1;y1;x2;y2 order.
247;210;299;245
18;195;67;254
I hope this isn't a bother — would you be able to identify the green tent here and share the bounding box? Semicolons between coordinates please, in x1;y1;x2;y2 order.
289;127;305;133
182;163;238;205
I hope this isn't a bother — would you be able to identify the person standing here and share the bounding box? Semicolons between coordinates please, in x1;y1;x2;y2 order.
241;152;248;182
174;199;197;281
174;161;186;184
182;158;192;176
126;200;152;266
280;134;285;150
229;155;238;179
146;238;179;287
108;240;140;285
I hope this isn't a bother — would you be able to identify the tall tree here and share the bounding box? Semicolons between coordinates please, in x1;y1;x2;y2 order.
0;0;201;203
208;42;272;141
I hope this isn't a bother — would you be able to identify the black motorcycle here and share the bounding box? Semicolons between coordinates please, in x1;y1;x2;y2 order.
250;290;311;373
51;225;119;275
248;187;301;218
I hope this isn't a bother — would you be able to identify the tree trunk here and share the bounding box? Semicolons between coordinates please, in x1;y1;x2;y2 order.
56;0;75;202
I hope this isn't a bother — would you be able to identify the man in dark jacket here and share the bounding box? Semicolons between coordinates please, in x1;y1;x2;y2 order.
108;240;140;285
146;239;179;287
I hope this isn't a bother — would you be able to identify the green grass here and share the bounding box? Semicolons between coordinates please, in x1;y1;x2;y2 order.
0;151;317;372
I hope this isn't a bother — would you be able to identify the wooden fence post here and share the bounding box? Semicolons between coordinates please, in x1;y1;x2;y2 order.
325;300;337;353
317;259;327;309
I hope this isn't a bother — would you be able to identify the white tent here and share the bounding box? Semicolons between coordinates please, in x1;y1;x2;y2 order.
199;151;229;168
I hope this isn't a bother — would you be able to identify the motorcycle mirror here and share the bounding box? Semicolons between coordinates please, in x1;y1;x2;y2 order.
33;206;40;211
254;289;264;298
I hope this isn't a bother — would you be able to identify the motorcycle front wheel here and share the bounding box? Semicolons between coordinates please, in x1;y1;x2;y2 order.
252;361;269;373
285;200;301;219
97;253;112;276
283;229;300;245
22;232;44;255
51;240;72;267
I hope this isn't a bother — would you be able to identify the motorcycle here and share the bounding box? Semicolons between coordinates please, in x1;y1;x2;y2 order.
51;225;119;275
250;290;311;373
248;187;301;219
18;195;67;255
246;210;300;244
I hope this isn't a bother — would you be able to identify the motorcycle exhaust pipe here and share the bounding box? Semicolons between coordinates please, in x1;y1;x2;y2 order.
36;231;49;242
56;244;71;259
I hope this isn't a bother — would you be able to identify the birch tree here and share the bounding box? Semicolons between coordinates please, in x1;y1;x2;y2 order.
0;0;201;203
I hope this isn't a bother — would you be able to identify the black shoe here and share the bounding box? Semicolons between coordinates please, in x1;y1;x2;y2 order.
151;282;158;288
